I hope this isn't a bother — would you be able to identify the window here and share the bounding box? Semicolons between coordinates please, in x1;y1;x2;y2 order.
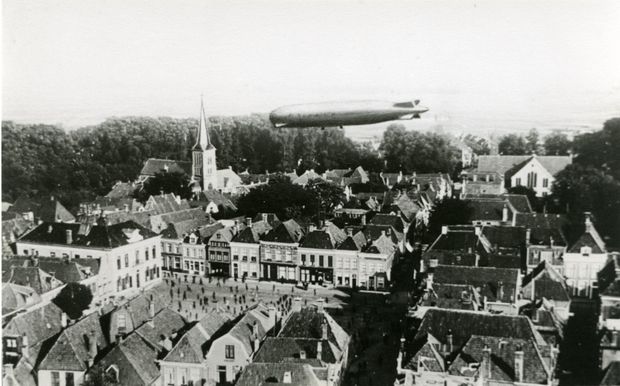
74;254;80;259
301;254;306;264
66;372;75;386
515;177;521;186
51;372;60;386
310;255;315;265
319;255;324;267
129;276;133;287
6;338;17;348
543;178;549;188
106;365;119;383
125;254;129;267
145;248;149;261
135;250;140;265
225;344;235;359
328;256;333;267
23;249;28;255
50;252;56;258
118;314;126;329
117;257;121;270
233;255;239;261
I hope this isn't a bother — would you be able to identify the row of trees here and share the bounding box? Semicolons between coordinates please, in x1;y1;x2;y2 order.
2;117;460;210
498;128;573;156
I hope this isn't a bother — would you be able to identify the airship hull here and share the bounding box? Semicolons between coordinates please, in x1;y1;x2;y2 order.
269;100;428;128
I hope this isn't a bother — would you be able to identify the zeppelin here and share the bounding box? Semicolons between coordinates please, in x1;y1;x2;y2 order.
269;99;429;128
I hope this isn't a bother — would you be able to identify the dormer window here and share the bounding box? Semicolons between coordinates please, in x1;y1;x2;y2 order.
106;365;119;383
581;246;591;256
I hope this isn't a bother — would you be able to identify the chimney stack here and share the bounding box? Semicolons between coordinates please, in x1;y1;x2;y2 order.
321;320;328;340
66;229;73;245
61;312;68;328
502;204;509;222
87;331;98;367
526;228;531;245
482;344;492;380
347;228;353;237
584;212;593;233
268;305;277;327
441;226;448;235
246;217;252;227
292;297;302;312
317;298;325;314
283;371;292;384
514;345;524;382
262;213;268;223
446;329;453;353
300;350;307;359
21;334;29;359
317;340;323;361
148;301;155;327
497;281;504;301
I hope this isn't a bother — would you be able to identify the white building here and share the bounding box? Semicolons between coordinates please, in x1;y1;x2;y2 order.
16;218;162;301
563;213;608;298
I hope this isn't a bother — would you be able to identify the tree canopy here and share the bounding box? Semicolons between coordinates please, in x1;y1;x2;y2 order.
136;171;192;202
424;197;473;242
498;133;528;155
52;282;93;320
543;132;572;155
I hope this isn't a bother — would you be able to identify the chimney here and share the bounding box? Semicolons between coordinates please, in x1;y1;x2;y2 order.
283;371;292;384
161;336;173;351
262;213;268;223
254;334;261;353
292;297;302;312
61;312;68;328
482;345;492;380
426;272;434;290
317;298;325;313
474;226;481;236
397;336;406;370
502;204;509;222
526;228;531;245
21;334;29;359
317;340;323;361
87;332;98;367
47;225;53;234
124;203;129;212
321;320;328;340
66;229;73;245
584;212;593;233
246;217;252;227
497;281;504;301
514;345;524;382
347;228;353;237
446;329;453;353
148;301;155;327
300;350;307;359
441;226;448;235
485;174;490;182
613;329;619;346
473;174;478;182
309;224;317;233
361;214;366;225
252;321;259;337
381;230;386;238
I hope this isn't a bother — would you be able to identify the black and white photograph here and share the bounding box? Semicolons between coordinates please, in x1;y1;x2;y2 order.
2;1;620;385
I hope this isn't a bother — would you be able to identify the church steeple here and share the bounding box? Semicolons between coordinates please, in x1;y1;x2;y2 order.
191;97;218;191
193;97;215;151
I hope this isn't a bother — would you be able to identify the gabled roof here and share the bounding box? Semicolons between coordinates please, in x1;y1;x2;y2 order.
279;308;349;354
299;230;336;249
139;158;192;177
2;266;64;294
369;213;405;234
3;302;65;360
87;332;160;386
149;207;212;235
105;181;137;199
361;224;399;245
411;309;546;355
253;213;281;228
8;196;75;223
39;312;108;371
144;193;190;214
433;265;520;303
467;198;514;222
568;221;606;254
601;361;620;385
227;305;274;356
337;231;367;251
208;226;237;244
2;282;42;314
262;220;303;244
254;337;336;364
192;189;237;211
3;256;100;284
364;233;396;255
448;335;549;384
420;283;480;311
232;226;260;244
134;307;186;348
109;291;173;337
236;362;323;386
522;262;570;302
477;155;572;176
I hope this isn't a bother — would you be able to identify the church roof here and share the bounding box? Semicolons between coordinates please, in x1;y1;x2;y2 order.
192;100;215;151
139;159;192;177
477;155;572;177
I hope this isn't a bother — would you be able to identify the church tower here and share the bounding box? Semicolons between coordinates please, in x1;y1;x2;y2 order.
192;99;218;191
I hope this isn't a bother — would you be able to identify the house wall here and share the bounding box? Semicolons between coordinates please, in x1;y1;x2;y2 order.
564;251;607;298
38;370;84;386
230;242;260;279
259;241;299;281
298;247;335;284
357;252;392;288
160;362;208;386
526;245;566;274
510;158;555;197
205;334;251;384
333;250;359;287
600;296;620;330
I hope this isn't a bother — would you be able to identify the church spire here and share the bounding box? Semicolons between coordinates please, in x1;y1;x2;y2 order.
193;97;215;151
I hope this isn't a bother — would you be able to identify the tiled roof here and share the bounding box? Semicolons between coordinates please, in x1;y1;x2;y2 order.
262;220;303;244
3;302;65;360
144;193;190;214
2;282;41;314
253;213;281;228
139;158;192;177
467;198;514;222
87;332;160;386
112;291;173;336
236;363;323;386
2;266;64;294
504;194;533;213
432;266;519;303
477;155;572;176
228;305;274;356
279;308;349;353
299;230;336;249
337;231;367;251
522;261;570;302
8;196;75;223
448;335;549;384
568;223;606;254
601;361;620;385
232;227;260;244
134;307;186;348
420;283;480;311
19;220;159;248
361;224;399;245
105;181;137;199
149;207;212;235
217;167;242;190
192;189;237;211
208;226;237;244
2;216;34;243
364;233;397;255
254;337;336;364
411;309;546;357
369;213;405;234
39;312;108;371
3;256;100;284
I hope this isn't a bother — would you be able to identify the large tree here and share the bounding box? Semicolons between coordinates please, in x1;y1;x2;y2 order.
137;171;192;201
52;282;93;320
236;177;316;221
573;118;620;181
525;128;543;155
544;132;572;156
424;198;473;242
305;178;346;220
498;134;527;155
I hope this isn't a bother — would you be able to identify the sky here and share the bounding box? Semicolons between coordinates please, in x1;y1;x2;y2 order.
3;0;620;137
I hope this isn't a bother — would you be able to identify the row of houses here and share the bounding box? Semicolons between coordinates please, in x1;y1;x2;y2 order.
2;285;349;386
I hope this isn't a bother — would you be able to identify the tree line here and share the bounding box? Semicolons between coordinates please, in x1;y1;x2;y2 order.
2;116;459;210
